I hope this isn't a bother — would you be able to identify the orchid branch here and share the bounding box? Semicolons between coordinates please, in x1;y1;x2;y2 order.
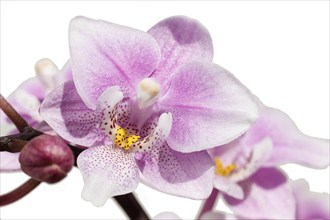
0;127;42;152
114;193;150;220
0;178;41;206
0;94;28;132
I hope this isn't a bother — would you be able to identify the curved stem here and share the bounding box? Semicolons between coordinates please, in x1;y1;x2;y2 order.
0;94;28;132
196;188;219;219
0;178;41;206
114;193;150;220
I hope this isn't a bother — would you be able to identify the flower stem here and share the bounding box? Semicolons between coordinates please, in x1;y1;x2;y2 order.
0;127;42;152
114;193;150;220
0;178;41;206
196;188;219;219
0;94;28;132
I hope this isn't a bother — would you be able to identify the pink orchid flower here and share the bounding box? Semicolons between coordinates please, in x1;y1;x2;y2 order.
202;178;329;220
208;106;329;219
0;58;72;172
40;16;259;206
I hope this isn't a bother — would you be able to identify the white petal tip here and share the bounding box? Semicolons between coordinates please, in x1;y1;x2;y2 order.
158;112;173;136
35;58;59;89
81;183;108;207
98;86;124;107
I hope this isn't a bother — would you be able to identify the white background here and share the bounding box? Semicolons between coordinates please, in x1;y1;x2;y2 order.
0;1;329;219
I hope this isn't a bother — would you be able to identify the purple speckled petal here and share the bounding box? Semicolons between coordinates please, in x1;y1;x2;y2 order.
224;168;296;219
69;16;161;109
131;112;172;153
159;61;260;153
40;81;105;146
77;145;139;206
148;16;213;94
136;142;214;199
0;152;21;172
292;179;330;220
241;106;329;169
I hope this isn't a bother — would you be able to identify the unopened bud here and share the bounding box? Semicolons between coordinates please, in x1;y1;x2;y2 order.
19;135;74;184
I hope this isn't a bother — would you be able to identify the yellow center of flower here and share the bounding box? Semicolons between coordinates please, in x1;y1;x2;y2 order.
214;157;236;176
115;125;140;151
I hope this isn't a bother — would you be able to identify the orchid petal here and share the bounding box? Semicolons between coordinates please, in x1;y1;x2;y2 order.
57;60;73;83
292;179;330;220
213;176;243;200
7;89;42;125
242;107;329;169
77;145;139;206
154;212;181;220
0;111;17;135
40;81;104;146
4;78;45;127
224;168;296;219
210;137;273;184
160;61;260;152
148;16;213;93
229;138;273;182
69;16;161;109
13;77;46;101
99;86;124;141
136;142;214;199
201;211;239;220
0;152;21;172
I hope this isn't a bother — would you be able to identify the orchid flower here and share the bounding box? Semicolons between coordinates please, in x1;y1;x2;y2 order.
40;16;259;206
0;58;72;172
292;179;330;220
202;178;330;220
207;106;329;219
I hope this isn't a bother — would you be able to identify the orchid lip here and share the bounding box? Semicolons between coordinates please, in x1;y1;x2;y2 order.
214;137;273;182
99;86;172;153
114;125;140;151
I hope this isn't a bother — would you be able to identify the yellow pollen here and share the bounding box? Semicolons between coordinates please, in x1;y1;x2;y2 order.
115;126;140;151
214;157;236;177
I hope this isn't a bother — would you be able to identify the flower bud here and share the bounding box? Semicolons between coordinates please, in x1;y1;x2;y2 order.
19;135;74;184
